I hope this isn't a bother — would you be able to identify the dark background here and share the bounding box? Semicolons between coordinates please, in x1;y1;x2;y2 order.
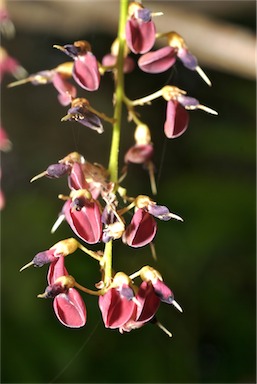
1;1;256;383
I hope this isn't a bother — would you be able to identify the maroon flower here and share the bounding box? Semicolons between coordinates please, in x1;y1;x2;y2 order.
54;40;100;91
125;2;156;54
63;190;102;244
123;195;183;247
140;266;183;312
119;280;160;334
99;273;137;329
40;256;86;328
123;208;157;248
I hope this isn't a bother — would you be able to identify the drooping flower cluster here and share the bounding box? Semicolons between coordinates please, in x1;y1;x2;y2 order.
12;0;217;336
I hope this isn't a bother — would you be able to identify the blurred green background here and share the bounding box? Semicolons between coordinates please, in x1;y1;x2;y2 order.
1;1;256;383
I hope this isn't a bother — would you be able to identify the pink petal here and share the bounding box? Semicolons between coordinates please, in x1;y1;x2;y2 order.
164;100;189;139
52;73;76;100
123;208;157;247
47;256;68;285
99;288;136;329
124;144;154;164
54;288;86;328
65;199;102;244
68;162;90;190
125;19;156;54
73;53;100;91
136;281;160;322
138;46;177;73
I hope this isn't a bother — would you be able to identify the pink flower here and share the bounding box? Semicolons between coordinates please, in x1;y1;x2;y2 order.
42;256;86;328
0;126;12;151
125;2;156;54
123;208;157;248
123;195;183;247
99;272;138;329
54;41;100;91
99;287;136;329
7;62;77;106
139;32;211;86
0;169;5;210
0;6;15;38
140;266;183;312
124;144;153;164
0;47;27;82
63;190;102;244
102;53;135;74
119;281;160;333
162;86;218;139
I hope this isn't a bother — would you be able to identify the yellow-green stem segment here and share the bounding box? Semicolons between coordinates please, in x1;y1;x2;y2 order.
104;0;129;285
108;0;128;183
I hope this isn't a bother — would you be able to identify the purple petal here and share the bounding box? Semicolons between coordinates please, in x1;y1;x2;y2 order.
148;204;172;221
33;250;56;267
152;280;174;304
177;48;198;70
137;8;152;22
67;106;103;133
46;163;70;179
177;94;199;108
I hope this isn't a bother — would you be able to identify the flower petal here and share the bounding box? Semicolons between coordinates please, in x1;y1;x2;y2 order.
123;208;157;247
125;144;154;164
136;281;160;322
99;288;136;329
125;18;156;54
64;199;102;244
47;256;68;285
53;288;86;328
164;100;189;139
138;46;177;73
73;53;100;91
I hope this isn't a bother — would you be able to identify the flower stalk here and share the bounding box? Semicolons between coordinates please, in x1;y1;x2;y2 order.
103;0;129;286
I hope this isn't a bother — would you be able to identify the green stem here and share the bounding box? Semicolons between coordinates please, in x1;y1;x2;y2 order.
108;0;128;183
103;0;128;286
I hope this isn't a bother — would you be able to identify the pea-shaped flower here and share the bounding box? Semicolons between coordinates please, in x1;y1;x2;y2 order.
38;256;86;328
125;2;156;54
122;195;183;247
54;40;100;91
99;273;137;329
63;189;102;244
